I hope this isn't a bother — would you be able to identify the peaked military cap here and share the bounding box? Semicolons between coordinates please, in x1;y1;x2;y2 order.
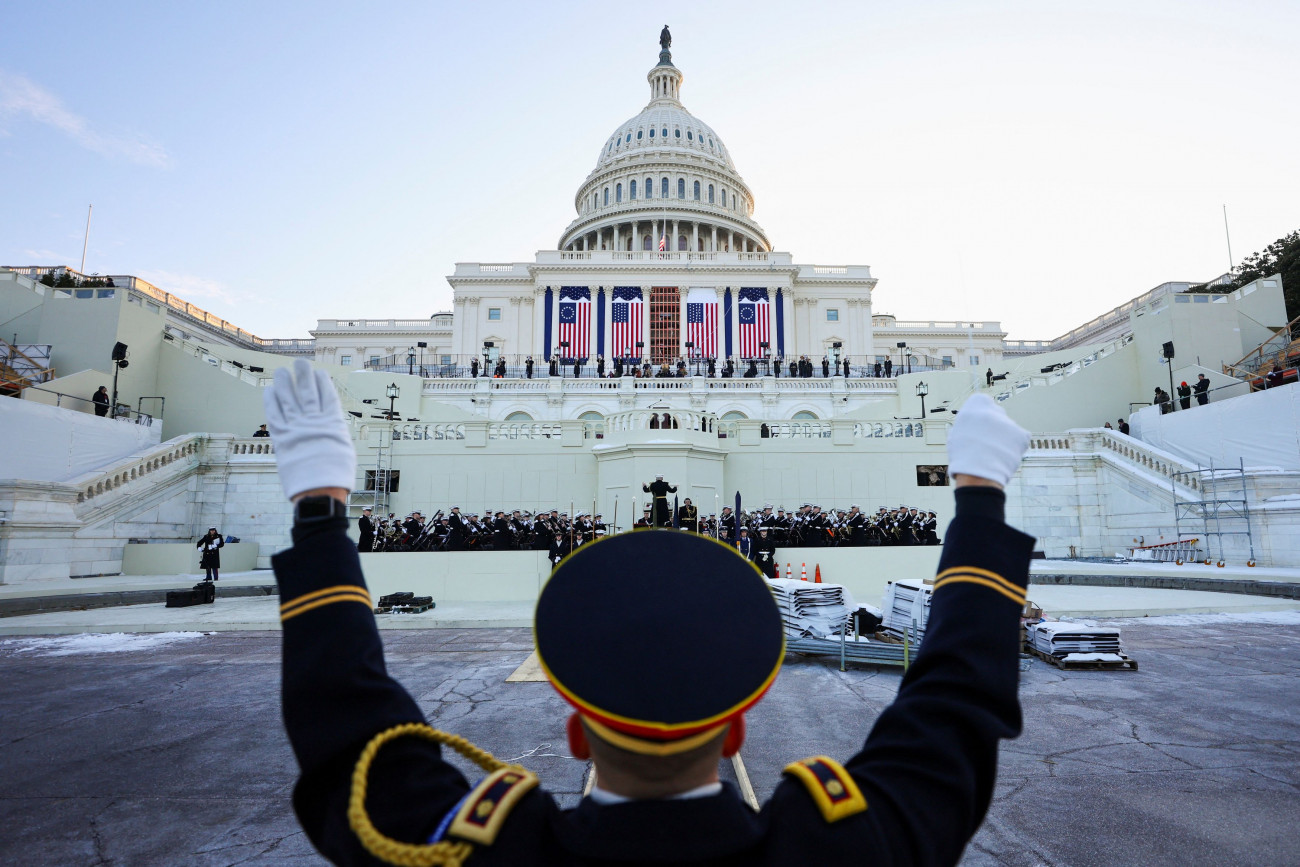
535;531;784;754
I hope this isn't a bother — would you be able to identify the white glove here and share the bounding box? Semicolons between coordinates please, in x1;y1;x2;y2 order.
947;393;1030;487
263;359;356;500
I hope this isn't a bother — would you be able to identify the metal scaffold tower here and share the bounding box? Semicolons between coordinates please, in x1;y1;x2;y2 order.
348;428;393;515
1171;459;1256;567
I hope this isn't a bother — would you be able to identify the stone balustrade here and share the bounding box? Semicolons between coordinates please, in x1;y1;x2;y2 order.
73;436;204;505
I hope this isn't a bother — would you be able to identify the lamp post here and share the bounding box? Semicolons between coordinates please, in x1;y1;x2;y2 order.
386;382;399;419
407;346;416;376
916;380;929;419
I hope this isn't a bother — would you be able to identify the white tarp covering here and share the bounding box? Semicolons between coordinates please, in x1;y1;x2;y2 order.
0;398;162;482
1130;384;1300;472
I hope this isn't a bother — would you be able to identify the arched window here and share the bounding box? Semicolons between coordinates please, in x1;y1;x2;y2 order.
637;129;643;140
626;132;631;143
615;183;622;203
687;131;693;141
677;235;687;251
721;189;727;207
578;411;604;421
720;411;748;421
649;128;654;138
604;188;609;206
675;128;681;138
607;142;613;153
646;177;653;198
693;180;701;200
708;137;714;147
643;235;652;251
677;178;685;198
629;180;637;200
792;411;818;420
504;411;533;422
661;177;669;198
662;128;668;137
708;184;715;203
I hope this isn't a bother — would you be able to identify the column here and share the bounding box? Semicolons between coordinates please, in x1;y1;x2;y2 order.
641;285;652;364
532;289;545;359
672;219;679;251
715;286;726;361
678;286;688;358
711;225;717;253
729;287;741;361
613;223;619;252
693;222;699;252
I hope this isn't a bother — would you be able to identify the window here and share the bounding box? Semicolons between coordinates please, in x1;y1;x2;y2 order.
504;411;533;422
708;137;714;147
677;178;685;198
341;355;352;366
615;183;622;202
625;132;631;143
147;302;160;313
826;309;839;322
675;129;681;138
693;180;701;200
643;235;652;251
942;355;953;366
488;308;502;321
661;177;669;198
75;288;94;299
604;188;609;206
917;466;949;486
721;189;727;207
369;355;380;366
687;131;693;141
1193;295;1210;303
630;180;637;199
708;184;715;203
637;130;643;140
661;128;668;137
441;355;451;365
96;288;115;299
678;235;687;251
364;470;400;493
792;411;818;420
646;177;653;197
649;128;654;138
969;355;980;366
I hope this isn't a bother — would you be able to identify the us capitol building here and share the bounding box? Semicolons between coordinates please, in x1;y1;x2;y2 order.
1;28;1295;586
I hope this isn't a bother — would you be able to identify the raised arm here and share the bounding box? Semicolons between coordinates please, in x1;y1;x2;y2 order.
767;395;1033;865
265;360;469;864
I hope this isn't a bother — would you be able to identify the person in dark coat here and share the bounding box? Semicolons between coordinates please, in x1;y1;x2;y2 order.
548;357;558;377
842;358;851;378
253;424;270;438
641;475;677;527
525;356;534;379
1177;381;1192;410
822;357;831;378
884;357;893;377
357;508;374;553
874;361;883;378
547;532;570;568
92;386;110;417
753;527;777;578
262;360;1035;867
1193;373;1210;405
469;357;479;378
197;528;224;581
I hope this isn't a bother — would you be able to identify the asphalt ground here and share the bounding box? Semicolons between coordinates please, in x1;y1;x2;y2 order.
1;619;1297;866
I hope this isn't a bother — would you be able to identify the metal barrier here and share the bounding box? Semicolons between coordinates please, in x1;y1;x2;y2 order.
1129;539;1203;563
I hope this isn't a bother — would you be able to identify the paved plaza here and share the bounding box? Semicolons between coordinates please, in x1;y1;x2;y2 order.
1;615;1298;866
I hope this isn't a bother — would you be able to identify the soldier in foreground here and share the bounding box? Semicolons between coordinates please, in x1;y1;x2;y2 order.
265;359;1033;865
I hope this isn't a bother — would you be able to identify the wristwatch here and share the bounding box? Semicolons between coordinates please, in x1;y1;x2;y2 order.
294;495;348;525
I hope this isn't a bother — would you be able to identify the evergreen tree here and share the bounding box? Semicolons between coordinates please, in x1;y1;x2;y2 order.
1227;230;1300;322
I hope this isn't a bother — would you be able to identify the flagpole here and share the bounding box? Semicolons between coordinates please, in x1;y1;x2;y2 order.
79;204;93;274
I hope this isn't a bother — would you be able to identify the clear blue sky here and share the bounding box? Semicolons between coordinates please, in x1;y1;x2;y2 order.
3;0;1297;341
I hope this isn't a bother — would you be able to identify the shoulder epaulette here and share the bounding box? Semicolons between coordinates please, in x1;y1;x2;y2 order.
782;756;867;822
447;766;540;845
932;566;1026;606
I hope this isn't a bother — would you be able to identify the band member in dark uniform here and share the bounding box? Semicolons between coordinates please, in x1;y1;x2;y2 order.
446;506;467;551
641;475;677;527
197;528;224;581
262;356;1034;867
634;507;653;528
357;507;375;552
547;532;570;568
735;526;753;559
677;497;699;533
753;527;778;579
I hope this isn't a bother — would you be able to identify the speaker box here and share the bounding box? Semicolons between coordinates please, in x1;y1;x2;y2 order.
194;582;216;604
1162;341;1175;359
166;588;203;608
112;341;129;361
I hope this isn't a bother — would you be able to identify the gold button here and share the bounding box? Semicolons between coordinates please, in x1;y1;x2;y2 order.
826;780;845;797
476;799;495;818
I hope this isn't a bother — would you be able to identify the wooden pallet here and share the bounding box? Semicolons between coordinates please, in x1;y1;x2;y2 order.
373;602;436;615
1026;646;1138;671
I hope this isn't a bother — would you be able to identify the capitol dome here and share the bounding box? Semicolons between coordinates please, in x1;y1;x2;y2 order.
558;29;771;254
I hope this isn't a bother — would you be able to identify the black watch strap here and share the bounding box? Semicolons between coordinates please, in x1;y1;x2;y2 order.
294;496;347;524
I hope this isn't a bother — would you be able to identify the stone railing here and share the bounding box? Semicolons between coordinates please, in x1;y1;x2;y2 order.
71;435;204;505
602;409;720;434
229;439;275;455
391;423;467;442
851;422;927;439
1088;429;1202;492
488;422;563;440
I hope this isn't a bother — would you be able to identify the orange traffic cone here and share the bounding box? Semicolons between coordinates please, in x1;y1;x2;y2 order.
814;564;822;584
785;563;792;580
801;563;807;582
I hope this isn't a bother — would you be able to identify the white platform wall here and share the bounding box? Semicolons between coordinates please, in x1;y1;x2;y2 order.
0;398;161;481
1131;385;1300;472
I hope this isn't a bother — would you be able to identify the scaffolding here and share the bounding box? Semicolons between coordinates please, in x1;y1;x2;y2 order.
348;430;394;515
1171;459;1256;567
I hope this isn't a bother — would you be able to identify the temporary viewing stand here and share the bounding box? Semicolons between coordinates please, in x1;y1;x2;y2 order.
1171;459;1256;567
